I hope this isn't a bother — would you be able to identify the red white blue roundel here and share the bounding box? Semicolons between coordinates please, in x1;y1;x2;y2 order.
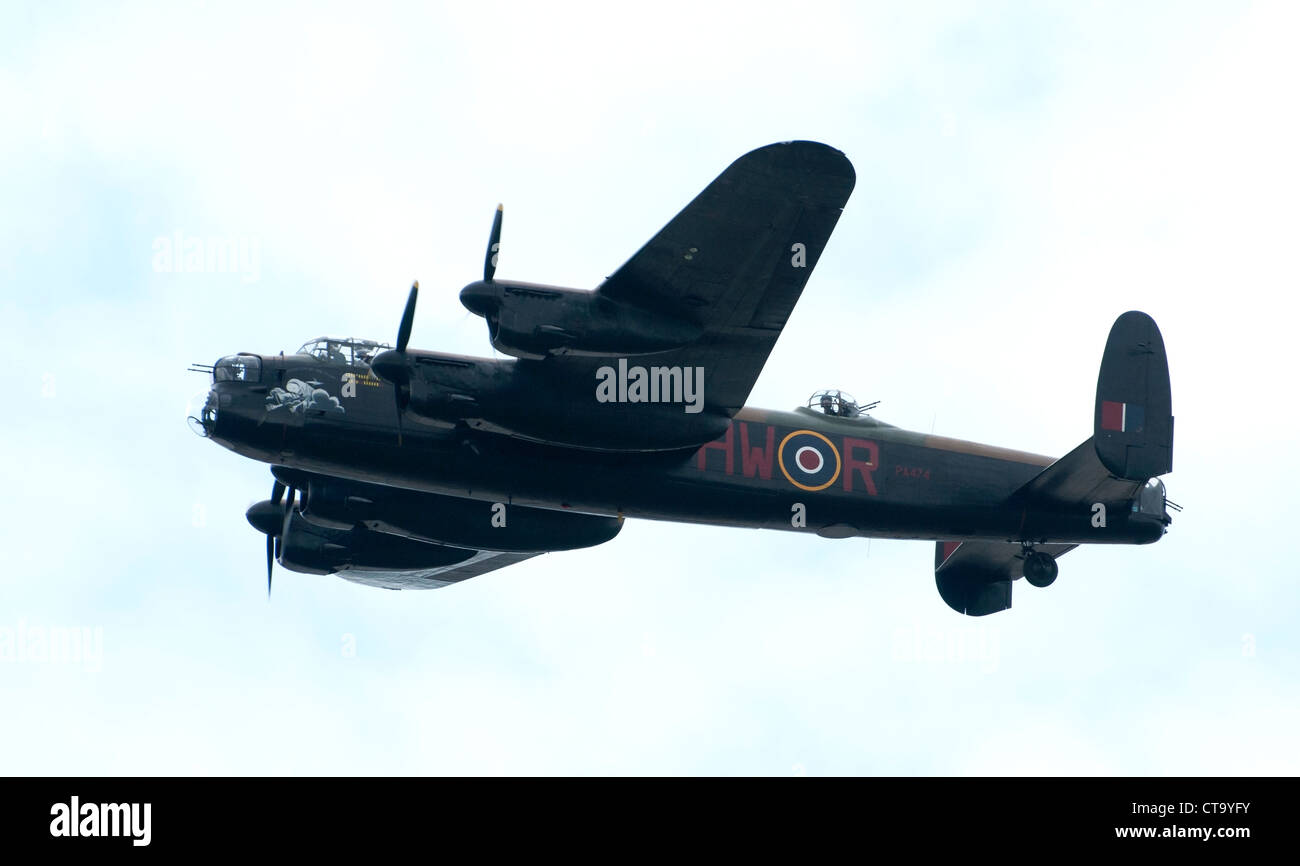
778;430;842;491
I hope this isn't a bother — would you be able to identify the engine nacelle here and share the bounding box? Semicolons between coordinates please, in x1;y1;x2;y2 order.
376;348;731;452
459;280;701;360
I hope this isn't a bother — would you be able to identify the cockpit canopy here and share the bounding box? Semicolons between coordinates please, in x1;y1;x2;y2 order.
808;389;863;418
214;353;261;383
296;337;392;367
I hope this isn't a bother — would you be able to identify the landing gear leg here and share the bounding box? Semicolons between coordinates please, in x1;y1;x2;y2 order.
1023;548;1059;588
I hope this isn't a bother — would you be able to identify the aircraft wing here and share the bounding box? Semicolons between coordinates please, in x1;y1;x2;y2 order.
934;540;1079;616
338;550;539;591
595;140;856;413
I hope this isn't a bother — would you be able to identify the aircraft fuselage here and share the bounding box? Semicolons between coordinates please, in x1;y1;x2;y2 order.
199;350;1165;547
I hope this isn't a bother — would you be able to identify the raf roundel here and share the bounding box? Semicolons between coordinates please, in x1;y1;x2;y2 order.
778;430;842;491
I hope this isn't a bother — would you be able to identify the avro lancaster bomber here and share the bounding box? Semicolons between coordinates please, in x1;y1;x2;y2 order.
188;141;1175;615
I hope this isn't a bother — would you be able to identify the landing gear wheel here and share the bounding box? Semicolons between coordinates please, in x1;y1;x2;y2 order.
1023;551;1059;587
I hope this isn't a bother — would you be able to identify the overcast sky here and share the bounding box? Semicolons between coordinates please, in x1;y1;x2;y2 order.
2;1;1297;774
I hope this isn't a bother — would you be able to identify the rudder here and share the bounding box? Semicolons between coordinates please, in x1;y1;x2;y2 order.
1094;311;1173;480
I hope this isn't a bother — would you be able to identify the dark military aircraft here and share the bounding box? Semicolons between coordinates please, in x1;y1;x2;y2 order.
188;141;1175;615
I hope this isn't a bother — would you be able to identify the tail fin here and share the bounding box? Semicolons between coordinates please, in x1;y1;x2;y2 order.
1094;311;1173;480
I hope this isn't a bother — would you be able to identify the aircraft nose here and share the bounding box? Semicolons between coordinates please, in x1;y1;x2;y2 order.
459;281;498;318
186;388;217;437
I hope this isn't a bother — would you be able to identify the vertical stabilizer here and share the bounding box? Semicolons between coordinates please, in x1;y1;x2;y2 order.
1094;311;1173;479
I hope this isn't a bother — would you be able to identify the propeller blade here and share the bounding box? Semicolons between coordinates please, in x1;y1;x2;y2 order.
368;347;410;445
266;533;274;598
396;281;419;352
394;387;406;446
371;279;425;446
271;479;285;507
484;204;503;281
279;486;296;535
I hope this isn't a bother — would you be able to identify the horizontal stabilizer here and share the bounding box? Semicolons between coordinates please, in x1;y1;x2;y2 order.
1013;437;1143;511
935;540;1077;616
1094;311;1173;479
